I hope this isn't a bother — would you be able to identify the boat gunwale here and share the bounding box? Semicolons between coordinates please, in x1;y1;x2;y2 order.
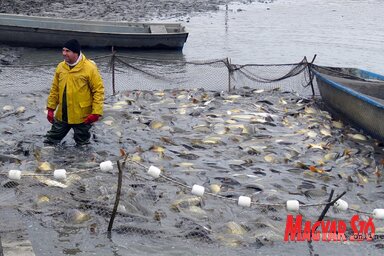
355;68;384;81
0;13;185;28
0;13;188;37
312;68;384;110
0;24;189;36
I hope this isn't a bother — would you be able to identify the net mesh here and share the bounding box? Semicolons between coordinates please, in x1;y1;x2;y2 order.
0;53;313;96
0;159;340;249
1;54;382;254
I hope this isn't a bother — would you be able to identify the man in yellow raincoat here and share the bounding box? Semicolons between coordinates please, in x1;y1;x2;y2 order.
44;39;104;146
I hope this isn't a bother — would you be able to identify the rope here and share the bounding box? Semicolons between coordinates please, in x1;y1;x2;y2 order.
115;54;228;66
348;208;372;215
233;61;309;84
126;160;383;218
114;56;166;80
127;160;333;208
1;159;379;217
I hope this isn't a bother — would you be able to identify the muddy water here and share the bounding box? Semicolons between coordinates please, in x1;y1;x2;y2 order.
2;0;384;72
181;0;384;73
1;1;384;256
1;87;384;256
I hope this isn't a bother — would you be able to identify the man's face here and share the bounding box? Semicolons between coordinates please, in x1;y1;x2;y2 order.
62;48;78;64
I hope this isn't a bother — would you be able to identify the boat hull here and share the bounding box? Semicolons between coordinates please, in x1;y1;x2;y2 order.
0;14;188;50
312;66;384;141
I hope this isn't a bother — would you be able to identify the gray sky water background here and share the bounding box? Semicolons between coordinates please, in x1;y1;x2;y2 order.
9;0;384;75
179;0;383;73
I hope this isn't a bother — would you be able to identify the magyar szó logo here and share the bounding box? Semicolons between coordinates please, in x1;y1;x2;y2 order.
284;214;378;241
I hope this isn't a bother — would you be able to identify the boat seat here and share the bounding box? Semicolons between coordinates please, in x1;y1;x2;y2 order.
149;25;167;34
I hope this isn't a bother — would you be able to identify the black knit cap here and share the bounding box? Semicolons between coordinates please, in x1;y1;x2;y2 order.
63;39;81;54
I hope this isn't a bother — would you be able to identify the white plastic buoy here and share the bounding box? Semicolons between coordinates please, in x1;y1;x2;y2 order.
2;105;14;111
54;169;67;180
286;200;300;212
373;209;384;219
334;199;349;211
147;165;161;178
117;204;127;213
8;170;22;180
238;196;251;207
100;160;113;171
191;184;205;197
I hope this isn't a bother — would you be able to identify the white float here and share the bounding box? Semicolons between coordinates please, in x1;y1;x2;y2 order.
286;200;300;212
147;165;161;178
373;209;384;219
334;199;348;211
8;169;21;180
54;169;67;180
191;184;205;197
238;196;251;207
100;160;114;171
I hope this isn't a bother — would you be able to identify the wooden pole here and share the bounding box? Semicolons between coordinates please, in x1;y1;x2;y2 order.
107;160;123;234
227;58;232;92
308;55;317;97
111;46;116;95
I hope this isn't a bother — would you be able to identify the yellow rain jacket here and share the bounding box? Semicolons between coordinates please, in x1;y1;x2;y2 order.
47;54;104;124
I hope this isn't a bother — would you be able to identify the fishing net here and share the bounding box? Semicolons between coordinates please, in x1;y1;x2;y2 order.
0;52;313;96
0;156;345;253
1;56;383;255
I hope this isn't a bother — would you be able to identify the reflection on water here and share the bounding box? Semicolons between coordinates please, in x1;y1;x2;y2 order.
224;4;229;33
181;0;384;73
17;47;186;65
